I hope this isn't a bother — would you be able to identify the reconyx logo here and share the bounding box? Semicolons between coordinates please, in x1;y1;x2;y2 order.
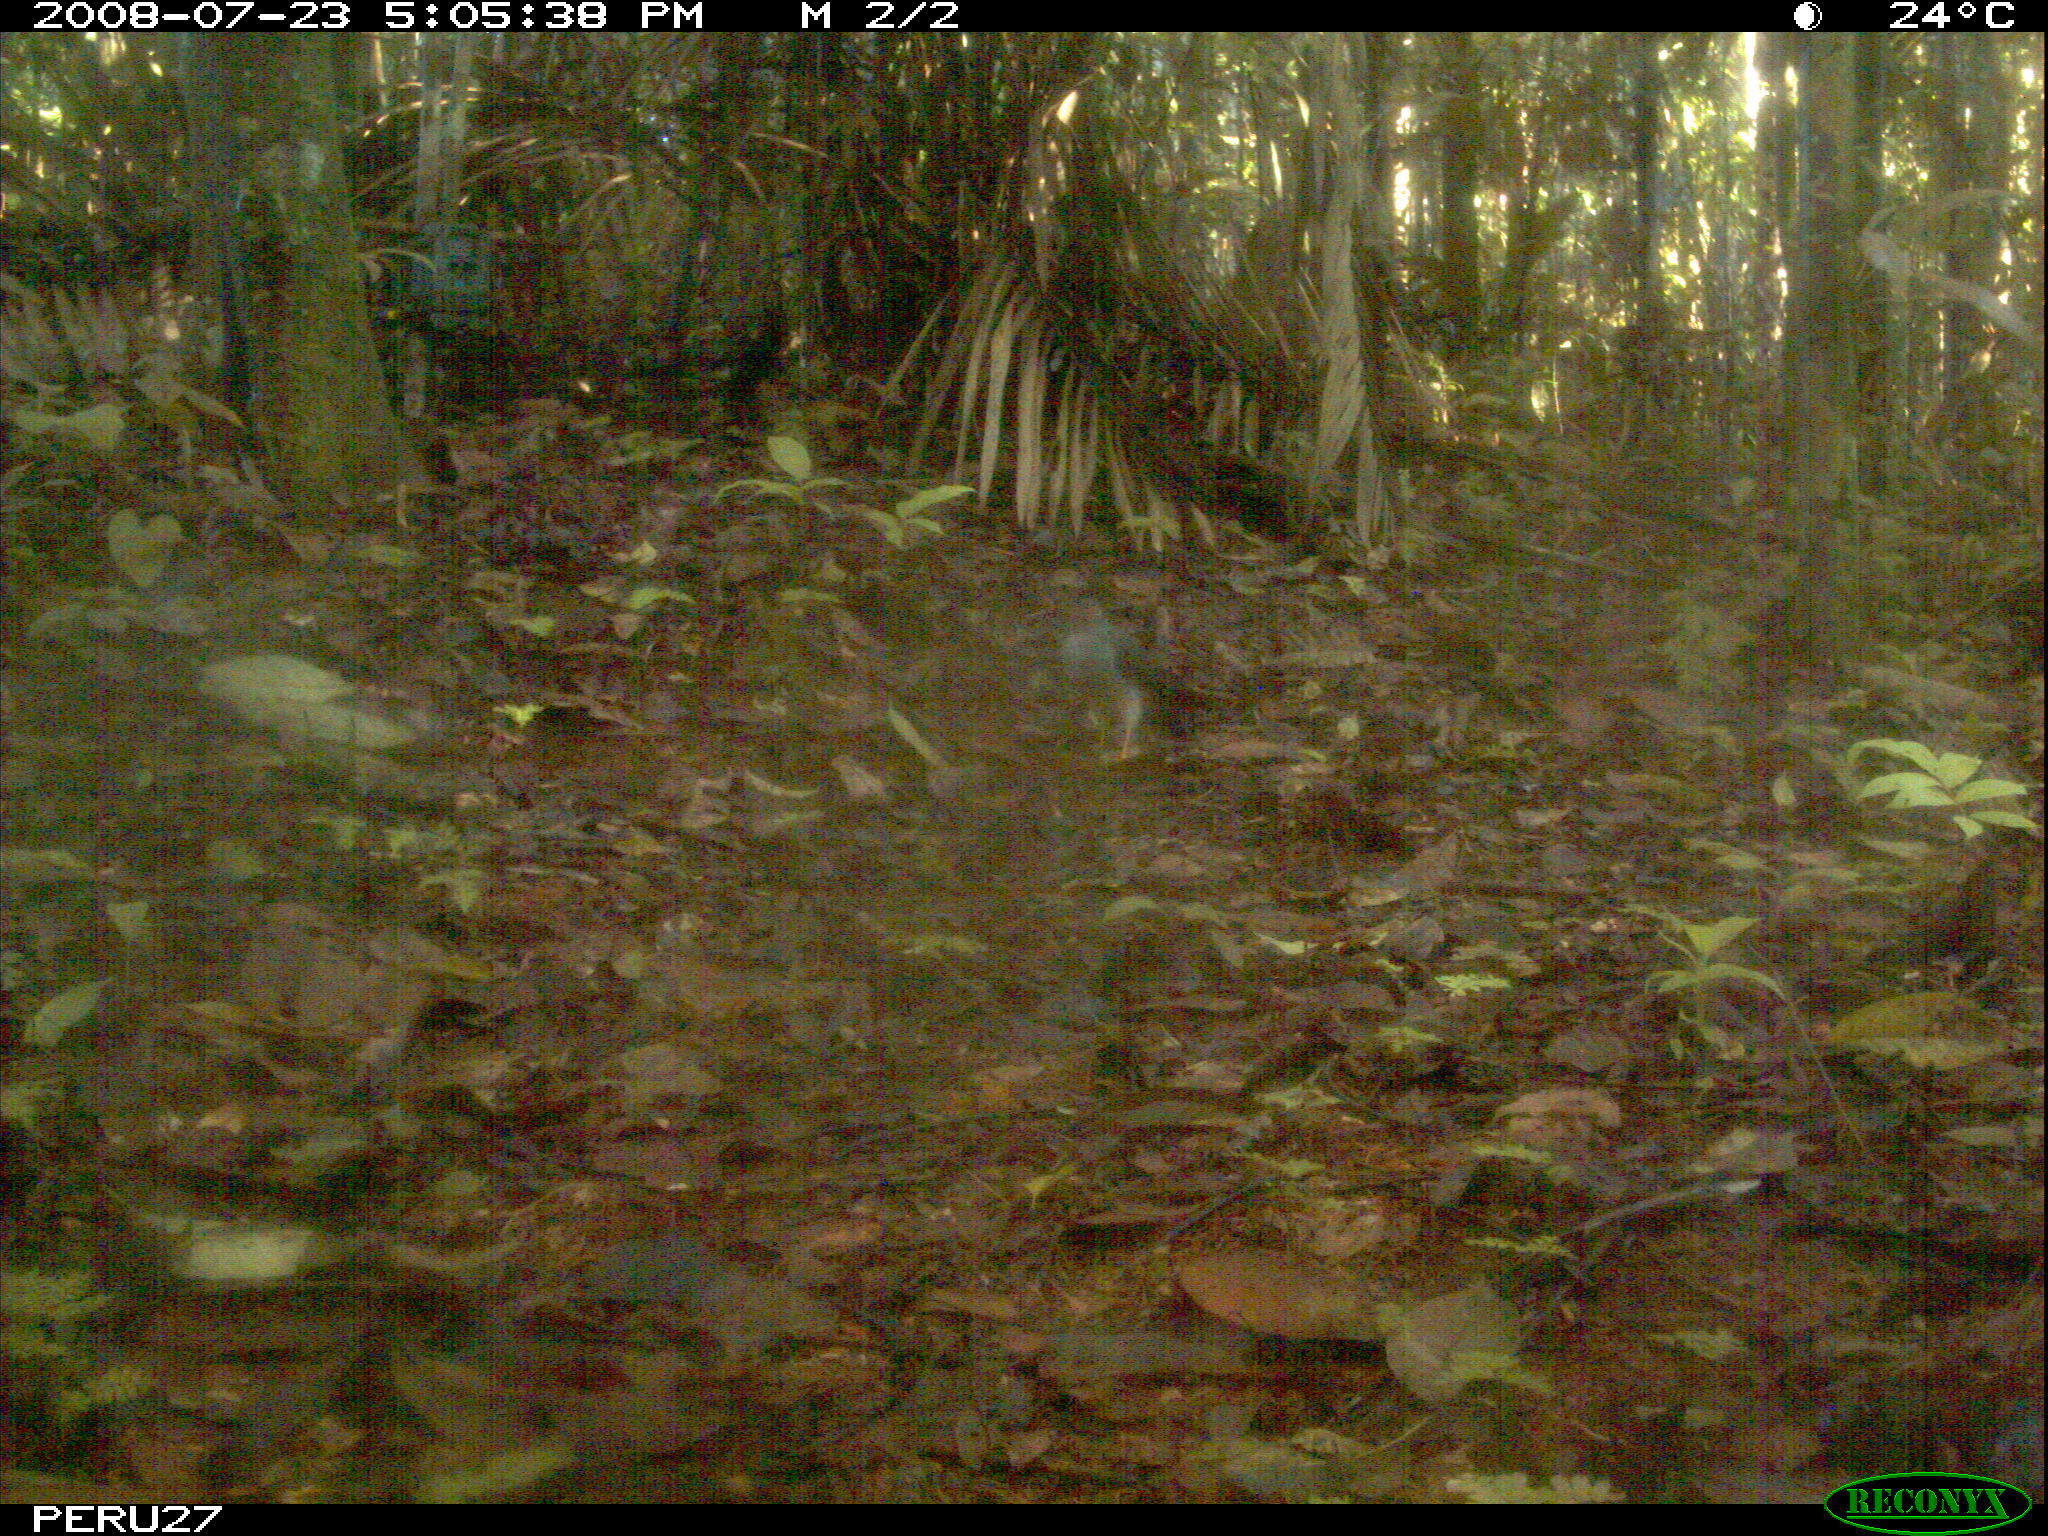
1825;1473;2033;1534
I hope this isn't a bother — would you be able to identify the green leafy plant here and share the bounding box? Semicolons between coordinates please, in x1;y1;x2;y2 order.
303;812;490;913
578;575;693;641
1633;909;1786;1058
1846;737;2037;841
855;482;972;550
714;435;849;511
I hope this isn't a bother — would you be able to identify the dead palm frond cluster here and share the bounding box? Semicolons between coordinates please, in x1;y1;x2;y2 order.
903;38;1387;547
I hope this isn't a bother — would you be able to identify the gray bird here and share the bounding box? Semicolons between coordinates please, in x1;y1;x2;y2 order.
1058;602;1194;760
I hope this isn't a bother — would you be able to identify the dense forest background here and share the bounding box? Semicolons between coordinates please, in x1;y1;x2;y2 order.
6;33;2039;577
